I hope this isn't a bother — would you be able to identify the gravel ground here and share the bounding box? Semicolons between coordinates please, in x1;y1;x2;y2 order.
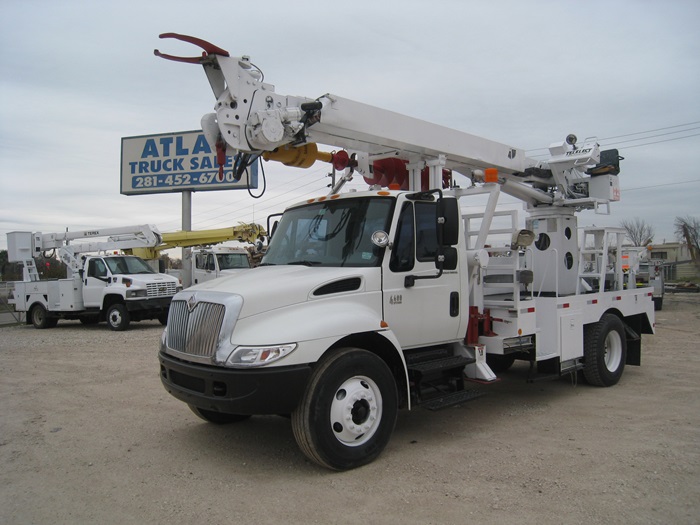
1;294;698;525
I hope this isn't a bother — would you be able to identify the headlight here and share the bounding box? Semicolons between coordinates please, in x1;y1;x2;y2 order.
126;289;148;298
226;344;297;368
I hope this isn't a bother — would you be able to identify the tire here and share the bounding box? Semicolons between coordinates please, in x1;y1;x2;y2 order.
583;314;627;387
291;347;398;470
486;353;516;373
31;304;52;329
158;312;169;326
188;405;251;424
653;297;663;311
106;303;130;331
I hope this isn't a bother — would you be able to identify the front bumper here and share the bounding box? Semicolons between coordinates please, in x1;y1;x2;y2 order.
125;296;173;312
159;351;312;415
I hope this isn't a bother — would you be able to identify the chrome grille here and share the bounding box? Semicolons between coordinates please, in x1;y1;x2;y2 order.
167;299;226;358
147;281;178;297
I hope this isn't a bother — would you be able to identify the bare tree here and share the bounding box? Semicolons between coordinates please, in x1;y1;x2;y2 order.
674;216;700;266
621;218;655;246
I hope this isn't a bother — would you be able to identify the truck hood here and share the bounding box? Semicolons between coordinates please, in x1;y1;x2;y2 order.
187;265;379;319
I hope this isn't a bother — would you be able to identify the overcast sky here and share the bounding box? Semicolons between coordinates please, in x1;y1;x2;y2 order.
1;0;699;253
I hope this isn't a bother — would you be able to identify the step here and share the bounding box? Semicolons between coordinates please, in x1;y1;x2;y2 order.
420;389;484;411
408;355;474;374
404;346;450;365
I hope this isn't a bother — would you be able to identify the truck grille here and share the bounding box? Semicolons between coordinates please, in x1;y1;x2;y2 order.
167;299;226;358
147;281;178;297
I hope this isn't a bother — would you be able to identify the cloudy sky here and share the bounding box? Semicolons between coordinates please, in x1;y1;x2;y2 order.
1;0;699;253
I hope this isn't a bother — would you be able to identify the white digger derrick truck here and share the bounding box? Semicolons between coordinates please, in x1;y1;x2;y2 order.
154;34;655;470
7;225;181;331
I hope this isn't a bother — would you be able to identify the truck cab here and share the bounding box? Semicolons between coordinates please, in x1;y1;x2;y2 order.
82;254;178;314
192;247;252;285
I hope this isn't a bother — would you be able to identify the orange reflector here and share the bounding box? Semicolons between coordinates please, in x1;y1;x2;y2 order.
380;320;389;328
318;196;327;202
331;194;341;199
518;329;522;335
377;191;391;196
307;198;315;203
484;168;499;183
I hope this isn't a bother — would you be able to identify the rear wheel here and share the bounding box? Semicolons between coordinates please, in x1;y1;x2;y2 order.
31;305;52;329
583;314;627;387
188;405;251;424
292;347;398;470
486;353;516;373
107;304;130;331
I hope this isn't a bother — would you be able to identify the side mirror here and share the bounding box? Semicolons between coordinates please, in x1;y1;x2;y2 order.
437;197;460;246
267;212;283;240
437;247;458;271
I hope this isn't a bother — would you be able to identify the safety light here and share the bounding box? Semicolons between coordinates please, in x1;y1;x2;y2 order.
484;168;499;183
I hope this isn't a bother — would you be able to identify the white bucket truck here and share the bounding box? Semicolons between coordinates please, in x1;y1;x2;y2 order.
7;225;180;331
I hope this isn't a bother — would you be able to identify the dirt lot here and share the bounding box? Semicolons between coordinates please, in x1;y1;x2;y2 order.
1;295;698;525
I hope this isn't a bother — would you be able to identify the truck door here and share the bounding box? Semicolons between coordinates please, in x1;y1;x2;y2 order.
193;252;215;284
382;200;461;348
83;257;109;307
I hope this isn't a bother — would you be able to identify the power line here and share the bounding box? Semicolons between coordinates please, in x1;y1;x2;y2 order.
525;120;700;154
601;121;700;141
614;133;700;150
624;179;700;192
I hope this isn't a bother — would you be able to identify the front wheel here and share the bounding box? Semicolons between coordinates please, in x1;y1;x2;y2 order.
106;303;130;331
291;347;398;470
583;314;627;387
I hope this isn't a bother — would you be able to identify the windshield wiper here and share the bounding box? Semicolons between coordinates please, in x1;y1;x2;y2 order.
287;260;322;266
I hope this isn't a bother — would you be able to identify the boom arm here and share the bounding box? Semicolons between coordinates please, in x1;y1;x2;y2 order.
129;223;267;260
8;225;163;281
155;34;620;209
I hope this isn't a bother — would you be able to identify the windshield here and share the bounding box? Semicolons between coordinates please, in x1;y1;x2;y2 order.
217;252;250;270
262;197;394;267
104;256;155;275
